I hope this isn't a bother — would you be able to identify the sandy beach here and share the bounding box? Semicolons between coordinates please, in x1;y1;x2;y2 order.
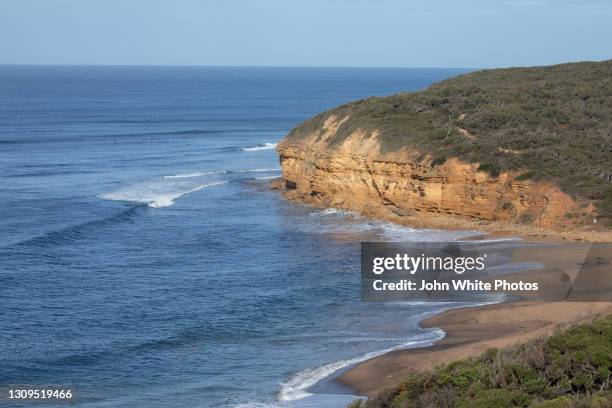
338;300;612;396
337;234;612;397
273;177;612;400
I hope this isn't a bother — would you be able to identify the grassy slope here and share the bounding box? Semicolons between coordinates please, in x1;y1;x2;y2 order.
348;314;612;408
285;60;612;225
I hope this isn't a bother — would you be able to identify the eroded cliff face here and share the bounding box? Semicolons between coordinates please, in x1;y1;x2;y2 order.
277;115;590;231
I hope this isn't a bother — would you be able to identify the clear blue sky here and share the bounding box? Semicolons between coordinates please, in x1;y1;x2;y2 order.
1;0;610;68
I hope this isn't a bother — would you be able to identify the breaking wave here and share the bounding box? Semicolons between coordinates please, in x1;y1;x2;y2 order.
242;142;277;152
100;177;227;208
162;171;220;179
278;329;445;402
305;208;471;242
237;168;281;173
100;168;280;208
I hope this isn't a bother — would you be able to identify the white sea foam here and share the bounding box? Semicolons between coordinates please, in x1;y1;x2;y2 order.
234;403;283;408
100;180;227;208
309;208;355;218
235;394;359;408
256;175;280;180
278;329;445;402
164;169;279;178
234;403;281;408
101;167;283;208
318;208;348;216
458;237;522;243
276;301;499;404
237;168;281;173
162;171;217;179
242;142;278;152
306;208;471;242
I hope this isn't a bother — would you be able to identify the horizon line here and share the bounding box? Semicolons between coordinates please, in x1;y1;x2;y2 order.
0;63;484;70
2;59;607;70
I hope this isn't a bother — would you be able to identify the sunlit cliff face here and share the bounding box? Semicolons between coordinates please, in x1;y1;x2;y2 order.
277;119;592;232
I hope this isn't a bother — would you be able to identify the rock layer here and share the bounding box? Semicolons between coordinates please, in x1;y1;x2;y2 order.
277;119;589;231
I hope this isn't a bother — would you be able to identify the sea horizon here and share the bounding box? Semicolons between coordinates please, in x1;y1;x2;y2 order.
0;63;482;70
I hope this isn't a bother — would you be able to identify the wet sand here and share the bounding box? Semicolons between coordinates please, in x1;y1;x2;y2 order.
337;236;612;396
338;300;612;396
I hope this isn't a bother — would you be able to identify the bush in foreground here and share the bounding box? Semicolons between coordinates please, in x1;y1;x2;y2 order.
348;314;612;408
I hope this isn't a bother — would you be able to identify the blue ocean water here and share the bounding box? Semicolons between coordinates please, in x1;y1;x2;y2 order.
0;66;472;408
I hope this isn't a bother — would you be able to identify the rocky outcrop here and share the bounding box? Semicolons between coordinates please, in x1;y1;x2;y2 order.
276;116;592;231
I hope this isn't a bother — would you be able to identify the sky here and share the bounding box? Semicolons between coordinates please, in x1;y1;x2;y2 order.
1;0;610;68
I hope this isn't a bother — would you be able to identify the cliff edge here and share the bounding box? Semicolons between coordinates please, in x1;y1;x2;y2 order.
276;60;612;238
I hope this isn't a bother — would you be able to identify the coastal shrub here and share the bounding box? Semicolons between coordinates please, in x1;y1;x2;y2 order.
287;60;612;224
457;388;530;408
515;171;537;181
348;314;612;408
477;162;501;178
520;213;534;224
431;155;447;167
362;388;396;407
531;396;573;408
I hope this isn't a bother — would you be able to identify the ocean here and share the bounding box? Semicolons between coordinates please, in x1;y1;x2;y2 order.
1;66;473;408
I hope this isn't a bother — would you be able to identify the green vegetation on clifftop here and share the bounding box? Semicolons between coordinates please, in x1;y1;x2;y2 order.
285;60;612;225
348;315;612;408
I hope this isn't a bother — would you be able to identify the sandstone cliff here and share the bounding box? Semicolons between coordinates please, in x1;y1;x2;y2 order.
277;116;588;232
275;61;612;237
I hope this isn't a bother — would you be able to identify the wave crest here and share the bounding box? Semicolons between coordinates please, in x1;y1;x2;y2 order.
242;142;277;152
100;179;227;208
278;328;445;401
162;171;219;179
7;205;144;249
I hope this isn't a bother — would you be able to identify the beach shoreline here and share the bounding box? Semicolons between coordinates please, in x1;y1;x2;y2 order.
336;300;612;397
278;194;610;402
270;179;612;403
332;231;612;399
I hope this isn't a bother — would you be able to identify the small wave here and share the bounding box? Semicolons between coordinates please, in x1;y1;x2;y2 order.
102;168;281;208
305;207;479;242
234;403;280;408
278;329;445;401
7;205;144;249
99;129;218;138
163;171;219;179
237;168;281;173
256;176;279;180
242;142;278;152
370;222;471;242
0;129;219;145
311;208;350;217
9;169;95;178
100;180;227;208
458;237;522;243
303;209;472;242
